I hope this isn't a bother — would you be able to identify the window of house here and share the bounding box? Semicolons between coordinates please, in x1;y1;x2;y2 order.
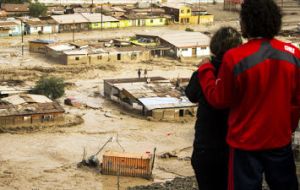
187;9;190;13
117;53;121;60
179;109;184;117
42;115;53;122
187;18;190;23
150;19;153;23
182;48;188;51
75;57;79;60
181;10;184;14
24;116;31;121
97;55;102;60
201;47;207;50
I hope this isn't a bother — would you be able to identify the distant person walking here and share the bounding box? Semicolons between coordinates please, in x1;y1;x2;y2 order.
198;0;300;189
185;27;242;190
137;68;141;78
144;69;148;78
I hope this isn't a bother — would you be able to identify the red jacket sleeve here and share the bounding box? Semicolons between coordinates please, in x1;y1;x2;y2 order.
198;54;236;109
291;61;300;132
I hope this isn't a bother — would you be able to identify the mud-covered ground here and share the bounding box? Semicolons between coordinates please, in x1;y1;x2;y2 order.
0;2;299;190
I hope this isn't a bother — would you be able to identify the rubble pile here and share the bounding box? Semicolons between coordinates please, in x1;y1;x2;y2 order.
127;176;198;190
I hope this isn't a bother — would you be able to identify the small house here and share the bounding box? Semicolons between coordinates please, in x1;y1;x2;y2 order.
0;20;22;37
162;2;213;25
136;30;210;59
0;94;65;126
0;3;29;16
81;13;119;30
29;39;56;54
51;13;89;32
103;77;197;121
101;150;154;179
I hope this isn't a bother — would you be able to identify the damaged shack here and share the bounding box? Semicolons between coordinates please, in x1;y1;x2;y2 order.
101;150;154;179
0;94;65;126
103;77;197;121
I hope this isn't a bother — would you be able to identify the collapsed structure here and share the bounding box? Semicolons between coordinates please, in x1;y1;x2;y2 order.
103;77;196;121
0;94;65;126
102;150;154;179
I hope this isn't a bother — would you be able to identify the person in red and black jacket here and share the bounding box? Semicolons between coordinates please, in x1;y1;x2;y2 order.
185;27;242;190
198;0;300;190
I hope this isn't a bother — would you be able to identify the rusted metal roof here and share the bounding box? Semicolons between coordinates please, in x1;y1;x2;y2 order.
103;150;151;159
1;3;29;12
0;94;65;117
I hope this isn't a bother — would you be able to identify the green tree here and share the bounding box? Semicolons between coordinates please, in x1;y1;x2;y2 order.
32;76;65;99
29;1;47;17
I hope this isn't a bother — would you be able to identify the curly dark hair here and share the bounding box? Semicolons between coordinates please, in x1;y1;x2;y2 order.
210;27;242;59
240;0;282;39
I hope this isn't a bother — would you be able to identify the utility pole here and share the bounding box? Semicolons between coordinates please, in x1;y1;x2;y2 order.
21;20;24;56
150;0;153;16
90;0;94;13
198;0;200;24
72;20;75;42
101;4;103;31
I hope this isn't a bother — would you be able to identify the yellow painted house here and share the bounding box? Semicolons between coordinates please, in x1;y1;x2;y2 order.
119;19;133;28
121;15;166;27
81;13;120;30
163;3;214;25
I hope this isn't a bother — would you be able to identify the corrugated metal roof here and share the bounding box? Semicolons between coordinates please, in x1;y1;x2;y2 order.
136;30;210;48
0;86;29;95
107;77;196;110
26;94;53;103
63;48;88;55
51;13;89;24
2;95;26;105
139;96;195;110
30;39;56;44
0;94;64;116
47;44;76;52
81;13;119;23
103;150;151;159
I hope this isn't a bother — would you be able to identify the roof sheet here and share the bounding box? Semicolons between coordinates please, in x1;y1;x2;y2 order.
1;3;29;12
103;150;151;159
107;77;196;110
30;39;56;44
139;96;195;110
47;44;76;52
0;94;64;116
0;21;19;27
51;13;89;24
2;95;26;105
81;13;119;22
136;30;210;48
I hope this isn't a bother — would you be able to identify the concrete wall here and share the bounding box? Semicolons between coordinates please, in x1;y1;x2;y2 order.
189;14;214;25
29;42;49;54
0;113;64;126
62;50;150;65
177;46;210;58
151;107;196;121
196;46;210;57
90;21;120;30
